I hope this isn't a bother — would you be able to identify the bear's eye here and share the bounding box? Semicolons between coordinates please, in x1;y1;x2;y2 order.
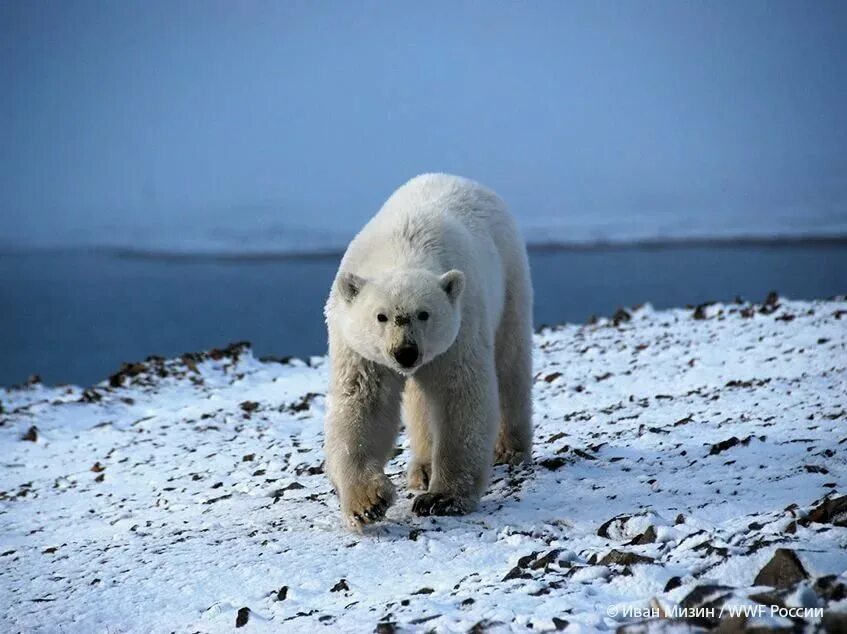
418;311;429;321
377;313;388;323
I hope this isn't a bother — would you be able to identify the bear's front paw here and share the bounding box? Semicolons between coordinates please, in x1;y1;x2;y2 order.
412;492;469;517
340;473;395;531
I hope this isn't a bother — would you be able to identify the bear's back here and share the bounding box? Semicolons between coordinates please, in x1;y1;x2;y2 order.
343;174;519;275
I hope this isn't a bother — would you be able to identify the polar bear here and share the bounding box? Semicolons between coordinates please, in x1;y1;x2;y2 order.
324;174;533;530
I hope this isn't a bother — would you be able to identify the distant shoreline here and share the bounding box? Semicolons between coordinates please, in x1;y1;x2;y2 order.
2;233;846;262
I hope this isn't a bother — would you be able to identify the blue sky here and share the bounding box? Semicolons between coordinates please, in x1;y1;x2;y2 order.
2;1;846;246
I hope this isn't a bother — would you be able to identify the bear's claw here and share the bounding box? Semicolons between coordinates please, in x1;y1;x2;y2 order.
357;496;389;523
412;492;465;516
341;472;395;530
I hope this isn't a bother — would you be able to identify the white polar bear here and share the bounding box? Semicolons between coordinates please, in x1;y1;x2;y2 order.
324;174;533;530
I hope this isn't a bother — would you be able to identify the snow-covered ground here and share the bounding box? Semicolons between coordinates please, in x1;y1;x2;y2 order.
1;296;845;632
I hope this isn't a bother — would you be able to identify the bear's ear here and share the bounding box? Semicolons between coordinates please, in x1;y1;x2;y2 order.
337;272;366;302
439;269;465;303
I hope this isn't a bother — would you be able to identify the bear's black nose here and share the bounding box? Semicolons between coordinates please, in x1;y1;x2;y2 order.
393;344;419;368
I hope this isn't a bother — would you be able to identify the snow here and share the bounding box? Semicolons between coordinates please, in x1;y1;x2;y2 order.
1;297;846;632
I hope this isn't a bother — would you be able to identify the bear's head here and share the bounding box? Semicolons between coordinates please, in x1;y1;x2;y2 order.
333;268;465;374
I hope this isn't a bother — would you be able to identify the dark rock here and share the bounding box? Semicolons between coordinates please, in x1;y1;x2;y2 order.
805;464;829;474
573;448;597;460
269;482;304;501
627;526;657;546
259;354;294;365
375;623;396;634
208;341;250;361
235;607;250;628
276;586;288;601
21;426;38;442
502;566;526;581
823;611;847;633
539;457;568;470
543;372;562;383
330;579;349;592
753;549;808;589
681;585;733;609
180;354;199;373
801;496;847;528
693;541;729;558
712;615;789;633
240;401;259;413
203;493;232;505
664;576;682;592
680;585;734;627
598;514;631;538
709;435;752;455
516;551;540;568
412;587;434;595
552;616;569;630
598;549;654;566
79;389;102;403
612;308;631;325
750;589;787;608
812;575;847;603
530;549;562;570
760;291;780;315
108;362;147;388
289;392;320;412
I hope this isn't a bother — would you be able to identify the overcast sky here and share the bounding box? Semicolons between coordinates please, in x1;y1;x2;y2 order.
2;1;846;245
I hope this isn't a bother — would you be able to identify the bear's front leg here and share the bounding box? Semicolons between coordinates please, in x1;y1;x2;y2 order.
324;348;404;531
412;355;499;517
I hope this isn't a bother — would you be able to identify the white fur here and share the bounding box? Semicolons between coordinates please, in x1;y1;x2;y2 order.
324;174;533;530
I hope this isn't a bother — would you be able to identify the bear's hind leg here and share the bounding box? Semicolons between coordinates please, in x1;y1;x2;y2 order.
403;378;432;491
